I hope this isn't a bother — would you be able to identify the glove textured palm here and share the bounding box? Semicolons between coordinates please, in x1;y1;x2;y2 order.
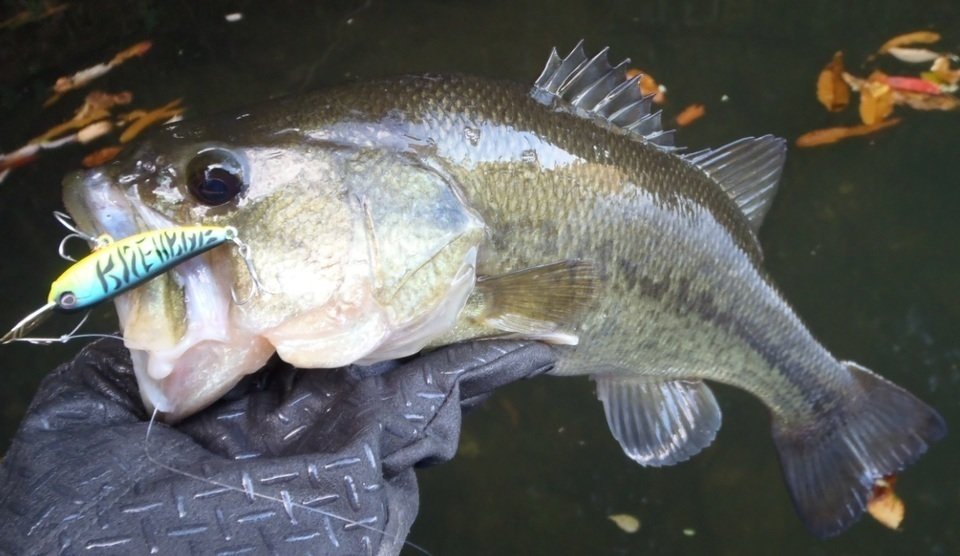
0;338;555;555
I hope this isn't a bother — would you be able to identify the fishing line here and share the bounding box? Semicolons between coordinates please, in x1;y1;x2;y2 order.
143;408;432;555
2;312;124;345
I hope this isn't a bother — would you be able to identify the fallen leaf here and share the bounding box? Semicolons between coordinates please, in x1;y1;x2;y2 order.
626;68;666;104
866;70;889;84
77;121;113;144
844;72;957;111
795;118;901;148
608;514;641;533
109;40;152;65
878;31;941;54
49;63;113;97
118;109;149;122
930;56;960;85
0;149;39;172
30;108;110;144
884;76;942;95
675;104;706;126
887;47;941;64
895;91;960;111
45;40;153;105
82;146;123;168
860;82;894;124
119;99;184;143
817;51;850;112
0;3;69;30
867;476;904;530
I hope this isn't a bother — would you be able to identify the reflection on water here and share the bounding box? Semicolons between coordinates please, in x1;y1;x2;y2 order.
1;1;957;554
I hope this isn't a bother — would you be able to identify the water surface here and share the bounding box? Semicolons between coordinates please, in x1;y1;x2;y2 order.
0;1;957;554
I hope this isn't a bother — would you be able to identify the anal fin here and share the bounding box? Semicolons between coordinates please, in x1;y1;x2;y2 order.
596;376;722;467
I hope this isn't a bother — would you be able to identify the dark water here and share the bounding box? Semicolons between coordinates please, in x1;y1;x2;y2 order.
1;1;957;554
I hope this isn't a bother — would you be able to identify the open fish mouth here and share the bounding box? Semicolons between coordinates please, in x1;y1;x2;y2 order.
62;169;274;417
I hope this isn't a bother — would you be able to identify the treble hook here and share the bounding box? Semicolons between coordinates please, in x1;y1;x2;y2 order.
227;229;277;305
54;211;112;261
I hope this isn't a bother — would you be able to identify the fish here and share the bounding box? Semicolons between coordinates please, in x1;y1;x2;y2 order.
61;43;946;538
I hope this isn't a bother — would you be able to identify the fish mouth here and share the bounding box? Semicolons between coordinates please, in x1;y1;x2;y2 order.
63;169;274;420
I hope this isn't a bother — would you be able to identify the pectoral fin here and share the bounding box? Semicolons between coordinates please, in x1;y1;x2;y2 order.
434;259;598;346
595;376;722;466
477;260;598;344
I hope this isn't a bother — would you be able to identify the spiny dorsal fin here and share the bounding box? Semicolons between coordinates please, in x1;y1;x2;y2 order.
684;136;787;231
532;41;676;150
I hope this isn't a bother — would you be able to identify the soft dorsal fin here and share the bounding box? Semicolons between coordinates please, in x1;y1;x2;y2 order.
684;136;787;231
532;41;676;150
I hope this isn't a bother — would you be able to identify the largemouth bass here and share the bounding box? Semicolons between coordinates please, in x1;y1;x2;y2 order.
62;43;945;537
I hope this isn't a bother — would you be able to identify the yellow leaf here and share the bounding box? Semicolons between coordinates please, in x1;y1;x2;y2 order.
816;51;850;112
931;56;960;85
859;82;894;124
867;477;905;531
608;513;641;533
878;31;941;53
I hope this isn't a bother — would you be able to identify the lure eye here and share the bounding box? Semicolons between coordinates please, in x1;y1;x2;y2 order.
187;149;245;206
58;291;77;310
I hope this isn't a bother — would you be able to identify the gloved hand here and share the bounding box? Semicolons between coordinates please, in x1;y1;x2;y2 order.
0;338;555;555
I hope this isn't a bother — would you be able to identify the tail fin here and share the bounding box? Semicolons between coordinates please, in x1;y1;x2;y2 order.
771;362;946;538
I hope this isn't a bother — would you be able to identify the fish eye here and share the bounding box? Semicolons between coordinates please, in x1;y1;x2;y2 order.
186;149;245;206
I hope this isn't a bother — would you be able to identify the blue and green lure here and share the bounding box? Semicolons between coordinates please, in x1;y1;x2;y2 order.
2;217;259;344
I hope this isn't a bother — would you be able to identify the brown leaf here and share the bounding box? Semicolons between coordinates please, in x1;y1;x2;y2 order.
45;41;152;105
878;31;941;54
109;41;152;65
860;82;894;124
82;146;123;168
626;68;666;104
795;118;901;148
895;91;960;111
867;476;904;531
0;3;69;30
30;108;110;144
817;51;850;112
76;90;133;120
675;104;706;126
119;99;183;143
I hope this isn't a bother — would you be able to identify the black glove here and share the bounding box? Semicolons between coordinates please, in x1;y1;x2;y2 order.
0;338;555;555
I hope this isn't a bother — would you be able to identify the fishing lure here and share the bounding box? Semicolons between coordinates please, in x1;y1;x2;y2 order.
2;217;266;344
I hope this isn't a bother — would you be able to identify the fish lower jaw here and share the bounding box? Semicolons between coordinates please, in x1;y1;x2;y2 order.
132;335;275;418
